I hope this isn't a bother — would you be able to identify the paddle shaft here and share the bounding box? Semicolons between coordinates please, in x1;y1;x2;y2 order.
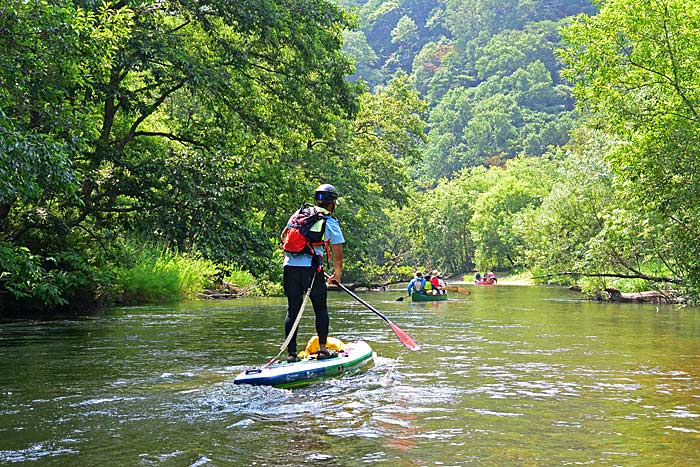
327;276;391;323
396;293;411;301
263;272;316;367
280;272;316;351
326;274;420;351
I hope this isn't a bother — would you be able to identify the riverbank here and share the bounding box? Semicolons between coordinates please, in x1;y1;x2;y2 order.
487;271;534;286
449;271;535;286
449;272;685;304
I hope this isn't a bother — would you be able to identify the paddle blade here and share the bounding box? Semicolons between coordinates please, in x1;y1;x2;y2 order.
396;294;408;301
444;285;471;296
390;322;421;351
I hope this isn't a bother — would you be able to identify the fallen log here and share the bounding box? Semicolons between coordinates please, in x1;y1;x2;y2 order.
198;282;247;299
198;290;241;299
600;287;681;304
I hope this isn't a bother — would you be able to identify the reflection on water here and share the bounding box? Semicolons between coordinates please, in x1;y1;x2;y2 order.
1;287;700;466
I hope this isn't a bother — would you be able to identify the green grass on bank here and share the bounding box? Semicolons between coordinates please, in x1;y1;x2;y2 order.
115;248;219;303
110;245;282;304
492;271;534;285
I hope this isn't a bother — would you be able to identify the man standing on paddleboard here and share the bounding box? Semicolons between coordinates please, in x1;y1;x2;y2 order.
280;184;345;363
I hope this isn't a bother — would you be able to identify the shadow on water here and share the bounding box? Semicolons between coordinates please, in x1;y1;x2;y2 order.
1;287;700;466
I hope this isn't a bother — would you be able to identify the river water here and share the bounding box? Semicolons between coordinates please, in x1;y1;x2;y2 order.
1;285;699;466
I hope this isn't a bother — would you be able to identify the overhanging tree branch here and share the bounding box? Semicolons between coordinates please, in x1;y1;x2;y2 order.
117;78;189;151
532;271;682;284
133;131;209;149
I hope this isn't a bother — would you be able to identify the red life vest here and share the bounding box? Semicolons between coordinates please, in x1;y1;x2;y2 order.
281;203;329;257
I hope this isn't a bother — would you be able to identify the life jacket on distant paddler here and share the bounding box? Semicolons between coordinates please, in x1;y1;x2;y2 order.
281;203;331;269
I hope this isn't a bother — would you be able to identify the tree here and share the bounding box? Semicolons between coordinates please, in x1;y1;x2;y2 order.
560;0;700;295
343;30;382;84
0;0;134;305
392;14;418;45
299;73;428;281
411;38;455;96
0;0;361;305
514;135;613;277
469;156;557;269
410;167;496;273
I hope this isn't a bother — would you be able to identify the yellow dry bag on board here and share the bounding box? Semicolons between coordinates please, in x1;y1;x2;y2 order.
299;336;345;358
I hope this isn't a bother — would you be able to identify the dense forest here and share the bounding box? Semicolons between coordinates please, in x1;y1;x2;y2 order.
1;0;698;311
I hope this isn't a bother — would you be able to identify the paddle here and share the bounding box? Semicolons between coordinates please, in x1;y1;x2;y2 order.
327;274;420;351
444;284;471;296
396;293;411;301
262;273;316;368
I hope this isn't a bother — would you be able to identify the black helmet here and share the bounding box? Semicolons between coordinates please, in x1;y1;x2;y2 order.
314;184;338;202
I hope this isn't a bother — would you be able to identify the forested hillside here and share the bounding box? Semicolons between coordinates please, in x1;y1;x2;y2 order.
1;0;698;311
340;0;595;178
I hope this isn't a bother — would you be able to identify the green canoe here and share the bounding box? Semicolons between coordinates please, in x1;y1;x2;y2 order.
412;291;448;302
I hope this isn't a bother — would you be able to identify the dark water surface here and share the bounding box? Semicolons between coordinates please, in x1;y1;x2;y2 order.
1;285;699;466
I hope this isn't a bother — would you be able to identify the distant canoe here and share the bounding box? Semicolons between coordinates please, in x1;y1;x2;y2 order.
412;291;448;302
474;279;496;285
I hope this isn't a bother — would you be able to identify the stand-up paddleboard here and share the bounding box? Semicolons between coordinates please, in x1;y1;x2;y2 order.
234;341;374;388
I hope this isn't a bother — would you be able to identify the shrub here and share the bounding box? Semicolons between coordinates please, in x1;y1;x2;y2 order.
115;246;219;303
0;242;95;307
223;264;283;297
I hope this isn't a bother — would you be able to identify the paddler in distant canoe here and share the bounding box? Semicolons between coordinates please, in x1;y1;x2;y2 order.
407;271;426;295
429;270;446;295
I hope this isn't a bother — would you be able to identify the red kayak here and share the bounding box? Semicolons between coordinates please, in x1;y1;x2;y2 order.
474;279;496;285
